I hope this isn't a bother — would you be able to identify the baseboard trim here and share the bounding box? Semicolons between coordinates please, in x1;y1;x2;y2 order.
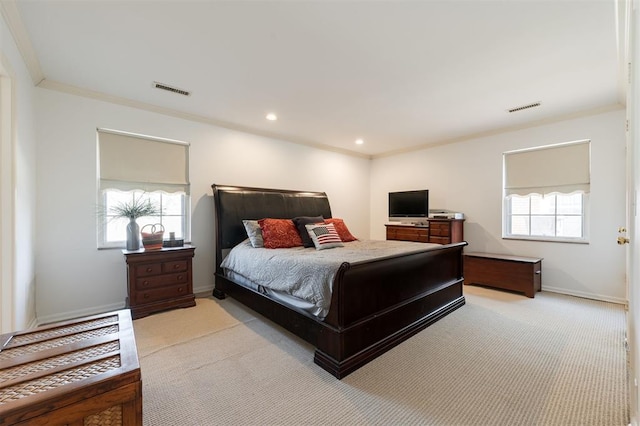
36;285;214;325
37;301;126;326
26;316;38;330
194;284;214;296
543;285;627;305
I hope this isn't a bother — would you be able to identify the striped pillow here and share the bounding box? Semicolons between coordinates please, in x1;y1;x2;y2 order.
305;223;344;250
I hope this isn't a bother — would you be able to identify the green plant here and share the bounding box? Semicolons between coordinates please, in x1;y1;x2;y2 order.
109;194;160;220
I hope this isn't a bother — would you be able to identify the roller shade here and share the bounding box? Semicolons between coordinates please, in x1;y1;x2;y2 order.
98;129;190;193
504;140;590;197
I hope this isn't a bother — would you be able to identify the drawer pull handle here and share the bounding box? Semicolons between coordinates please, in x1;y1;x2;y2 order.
143;281;149;286
174;264;180;269
144;293;149;299
535;271;541;274
146;268;153;273
177;275;183;281
178;287;184;292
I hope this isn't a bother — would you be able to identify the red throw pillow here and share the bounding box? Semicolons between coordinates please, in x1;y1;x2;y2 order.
258;218;303;249
324;218;357;242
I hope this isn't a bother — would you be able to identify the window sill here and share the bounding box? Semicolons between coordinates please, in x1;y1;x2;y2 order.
502;236;589;244
98;241;192;250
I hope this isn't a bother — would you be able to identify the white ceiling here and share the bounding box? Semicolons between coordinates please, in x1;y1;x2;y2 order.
6;0;625;157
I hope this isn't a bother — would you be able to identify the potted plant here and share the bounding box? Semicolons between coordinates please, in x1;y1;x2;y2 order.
109;194;160;250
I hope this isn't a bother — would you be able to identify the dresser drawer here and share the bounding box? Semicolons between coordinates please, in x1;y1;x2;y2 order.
162;259;188;273
397;229;427;240
135;271;189;290
386;226;428;242
133;284;190;304
429;236;451;245
429;223;450;236
135;263;162;277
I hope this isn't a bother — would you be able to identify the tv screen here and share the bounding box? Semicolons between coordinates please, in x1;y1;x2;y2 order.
389;190;429;218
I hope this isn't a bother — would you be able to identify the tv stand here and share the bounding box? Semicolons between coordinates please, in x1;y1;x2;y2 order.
386;219;464;244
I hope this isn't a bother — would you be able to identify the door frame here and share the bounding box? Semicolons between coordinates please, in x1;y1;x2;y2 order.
0;53;15;334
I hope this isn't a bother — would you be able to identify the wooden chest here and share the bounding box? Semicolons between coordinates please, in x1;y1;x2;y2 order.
123;246;196;319
0;310;142;425
464;252;542;298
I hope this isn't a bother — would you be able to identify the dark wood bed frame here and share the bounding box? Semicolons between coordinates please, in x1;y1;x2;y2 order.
212;184;467;378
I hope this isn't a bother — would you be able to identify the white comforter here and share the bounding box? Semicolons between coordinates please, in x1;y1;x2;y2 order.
220;239;440;318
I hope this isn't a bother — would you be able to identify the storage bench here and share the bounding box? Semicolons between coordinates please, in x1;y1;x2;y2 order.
464;252;542;298
0;309;142;425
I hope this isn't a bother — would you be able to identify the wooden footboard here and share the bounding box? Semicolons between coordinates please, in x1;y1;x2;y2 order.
316;242;466;378
214;241;466;379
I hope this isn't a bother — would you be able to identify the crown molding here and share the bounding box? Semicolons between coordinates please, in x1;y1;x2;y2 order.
38;79;372;160
371;104;625;159
0;0;44;85
37;80;626;162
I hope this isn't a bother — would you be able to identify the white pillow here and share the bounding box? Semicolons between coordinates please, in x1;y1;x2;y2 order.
242;220;264;248
305;223;344;250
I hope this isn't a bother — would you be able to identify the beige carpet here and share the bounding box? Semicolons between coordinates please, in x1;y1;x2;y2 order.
133;286;628;425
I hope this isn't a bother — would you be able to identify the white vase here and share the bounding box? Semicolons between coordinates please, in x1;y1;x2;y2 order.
126;218;141;250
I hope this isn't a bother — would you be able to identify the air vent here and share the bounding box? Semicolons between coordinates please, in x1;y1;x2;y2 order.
508;102;541;113
153;81;191;96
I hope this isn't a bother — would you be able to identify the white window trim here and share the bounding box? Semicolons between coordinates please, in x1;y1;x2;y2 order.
97;190;191;250
502;192;590;244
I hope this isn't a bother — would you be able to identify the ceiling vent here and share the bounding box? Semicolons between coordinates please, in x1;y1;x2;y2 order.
153;81;191;96
507;102;541;113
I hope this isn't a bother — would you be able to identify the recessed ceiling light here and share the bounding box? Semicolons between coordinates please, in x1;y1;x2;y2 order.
355;139;364;145
266;113;277;121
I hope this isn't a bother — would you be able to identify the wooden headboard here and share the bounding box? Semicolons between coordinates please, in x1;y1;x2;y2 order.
211;184;333;273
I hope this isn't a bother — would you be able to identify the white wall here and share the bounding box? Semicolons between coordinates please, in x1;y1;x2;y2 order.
34;88;370;323
370;109;627;302
1;11;37;331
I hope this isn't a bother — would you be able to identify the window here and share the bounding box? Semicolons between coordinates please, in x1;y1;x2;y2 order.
97;129;190;248
506;193;586;239
503;140;590;243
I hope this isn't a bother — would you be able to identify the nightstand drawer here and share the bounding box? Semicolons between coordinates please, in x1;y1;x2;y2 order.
134;284;189;304
135;263;162;277
162;259;188;273
136;271;189;290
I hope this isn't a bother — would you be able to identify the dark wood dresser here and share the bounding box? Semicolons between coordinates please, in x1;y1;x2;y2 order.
0;310;141;425
464;252;542;298
386;218;465;244
123;245;196;319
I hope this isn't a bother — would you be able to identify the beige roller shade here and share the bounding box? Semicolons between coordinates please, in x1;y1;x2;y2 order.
504;140;590;197
98;129;190;193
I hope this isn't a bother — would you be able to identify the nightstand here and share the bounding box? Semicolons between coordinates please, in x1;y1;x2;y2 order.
123;245;196;319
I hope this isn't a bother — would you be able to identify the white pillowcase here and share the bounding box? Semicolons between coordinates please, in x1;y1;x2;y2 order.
305;223;344;250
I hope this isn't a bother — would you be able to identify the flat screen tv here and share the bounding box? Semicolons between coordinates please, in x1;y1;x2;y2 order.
388;190;429;223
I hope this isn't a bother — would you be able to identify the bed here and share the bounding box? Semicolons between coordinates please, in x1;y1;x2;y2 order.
212;184;467;378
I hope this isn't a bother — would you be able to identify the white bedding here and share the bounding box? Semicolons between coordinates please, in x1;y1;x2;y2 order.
220;239;440;318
